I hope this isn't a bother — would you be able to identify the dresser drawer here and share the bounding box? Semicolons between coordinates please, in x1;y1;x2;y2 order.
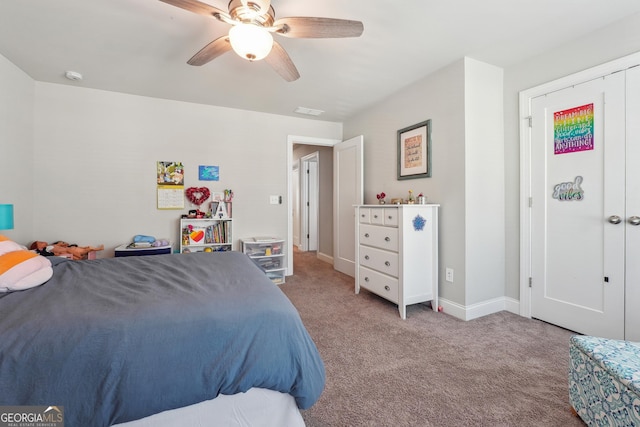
359;245;398;277
358;266;399;304
369;208;398;227
359;224;399;251
370;208;384;225
382;208;398;227
358;208;371;223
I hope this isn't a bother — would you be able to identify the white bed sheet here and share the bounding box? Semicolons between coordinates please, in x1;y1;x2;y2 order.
113;388;305;427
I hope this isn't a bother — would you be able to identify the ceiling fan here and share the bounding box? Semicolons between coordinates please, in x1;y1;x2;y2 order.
159;0;364;81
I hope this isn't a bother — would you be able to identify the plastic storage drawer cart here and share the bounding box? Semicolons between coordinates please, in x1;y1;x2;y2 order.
569;335;640;426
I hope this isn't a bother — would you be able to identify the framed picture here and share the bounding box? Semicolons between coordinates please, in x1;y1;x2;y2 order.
397;119;431;180
198;165;219;181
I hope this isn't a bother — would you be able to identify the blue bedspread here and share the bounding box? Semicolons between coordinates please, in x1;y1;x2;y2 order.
0;252;325;426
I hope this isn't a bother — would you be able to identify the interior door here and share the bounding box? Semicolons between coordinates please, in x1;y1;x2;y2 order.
307;160;319;251
292;162;300;248
625;65;640;341
300;153;319;252
333;135;363;277
530;72;625;339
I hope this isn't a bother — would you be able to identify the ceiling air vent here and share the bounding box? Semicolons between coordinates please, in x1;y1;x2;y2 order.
295;107;324;116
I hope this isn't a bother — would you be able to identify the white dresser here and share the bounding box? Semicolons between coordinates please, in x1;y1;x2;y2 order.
355;204;439;319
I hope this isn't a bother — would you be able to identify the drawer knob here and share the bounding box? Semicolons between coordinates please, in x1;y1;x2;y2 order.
384;285;390;291
385;261;390;266
364;233;370;238
364;277;370;282
385;237;391;242
361;214;365;218
388;216;393;220
374;215;378;218
365;255;370;260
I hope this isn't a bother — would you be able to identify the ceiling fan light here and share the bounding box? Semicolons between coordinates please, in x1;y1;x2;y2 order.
229;23;273;61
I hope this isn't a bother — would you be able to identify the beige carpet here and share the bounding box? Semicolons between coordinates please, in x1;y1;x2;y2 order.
279;249;586;427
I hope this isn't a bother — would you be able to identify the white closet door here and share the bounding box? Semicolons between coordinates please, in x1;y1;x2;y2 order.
625;66;640;341
530;72;625;339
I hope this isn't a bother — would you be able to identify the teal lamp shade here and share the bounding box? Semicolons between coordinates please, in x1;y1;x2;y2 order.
0;204;14;230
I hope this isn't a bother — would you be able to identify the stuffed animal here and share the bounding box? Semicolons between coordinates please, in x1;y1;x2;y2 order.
30;241;104;261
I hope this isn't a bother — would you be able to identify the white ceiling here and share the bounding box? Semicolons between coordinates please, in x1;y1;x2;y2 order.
1;0;640;122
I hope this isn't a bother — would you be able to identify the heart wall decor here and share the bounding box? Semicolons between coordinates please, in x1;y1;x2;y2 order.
185;187;211;206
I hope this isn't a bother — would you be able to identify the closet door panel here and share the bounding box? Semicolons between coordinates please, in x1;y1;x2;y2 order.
625;66;640;341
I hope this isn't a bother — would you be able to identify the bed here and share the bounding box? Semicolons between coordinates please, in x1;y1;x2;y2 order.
0;250;325;427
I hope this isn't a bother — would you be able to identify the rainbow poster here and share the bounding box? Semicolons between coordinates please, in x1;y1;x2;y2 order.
553;103;594;155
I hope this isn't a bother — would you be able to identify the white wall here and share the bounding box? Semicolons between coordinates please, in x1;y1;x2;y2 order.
0;54;35;245
464;58;505;305
31;82;342;255
344;58;505;314
503;12;640;300
345;12;640;314
344;60;467;305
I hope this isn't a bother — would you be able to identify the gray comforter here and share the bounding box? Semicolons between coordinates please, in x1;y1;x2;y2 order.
0;251;325;427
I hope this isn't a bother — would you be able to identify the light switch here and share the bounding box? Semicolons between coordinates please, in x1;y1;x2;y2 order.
270;195;279;205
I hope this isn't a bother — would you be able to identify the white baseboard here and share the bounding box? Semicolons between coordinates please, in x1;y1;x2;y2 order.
439;296;520;321
317;252;333;264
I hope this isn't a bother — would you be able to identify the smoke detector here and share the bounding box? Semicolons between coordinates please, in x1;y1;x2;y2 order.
65;71;83;81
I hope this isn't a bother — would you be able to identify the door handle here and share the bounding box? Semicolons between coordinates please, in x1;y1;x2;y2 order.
608;215;622;224
629;216;640;226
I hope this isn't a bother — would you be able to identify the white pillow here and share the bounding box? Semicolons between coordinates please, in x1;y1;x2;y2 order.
0;235;53;292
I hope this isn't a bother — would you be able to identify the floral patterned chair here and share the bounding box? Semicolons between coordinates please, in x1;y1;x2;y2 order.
569;335;640;426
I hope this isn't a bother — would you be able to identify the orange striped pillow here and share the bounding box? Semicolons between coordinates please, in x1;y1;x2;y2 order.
0;235;53;292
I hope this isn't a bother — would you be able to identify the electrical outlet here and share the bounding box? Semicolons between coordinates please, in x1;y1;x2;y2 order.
445;268;454;283
269;195;279;205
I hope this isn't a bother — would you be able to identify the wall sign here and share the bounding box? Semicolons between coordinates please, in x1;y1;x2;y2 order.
554;103;594;155
552;176;584;201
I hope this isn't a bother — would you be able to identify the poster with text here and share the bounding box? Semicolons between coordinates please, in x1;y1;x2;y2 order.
554;103;594;155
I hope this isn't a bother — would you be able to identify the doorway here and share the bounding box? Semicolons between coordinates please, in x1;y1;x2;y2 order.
287;136;340;275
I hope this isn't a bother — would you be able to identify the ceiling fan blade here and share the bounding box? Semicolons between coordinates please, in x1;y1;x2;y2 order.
273;17;364;38
187;36;232;66
159;0;228;20
264;41;300;82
